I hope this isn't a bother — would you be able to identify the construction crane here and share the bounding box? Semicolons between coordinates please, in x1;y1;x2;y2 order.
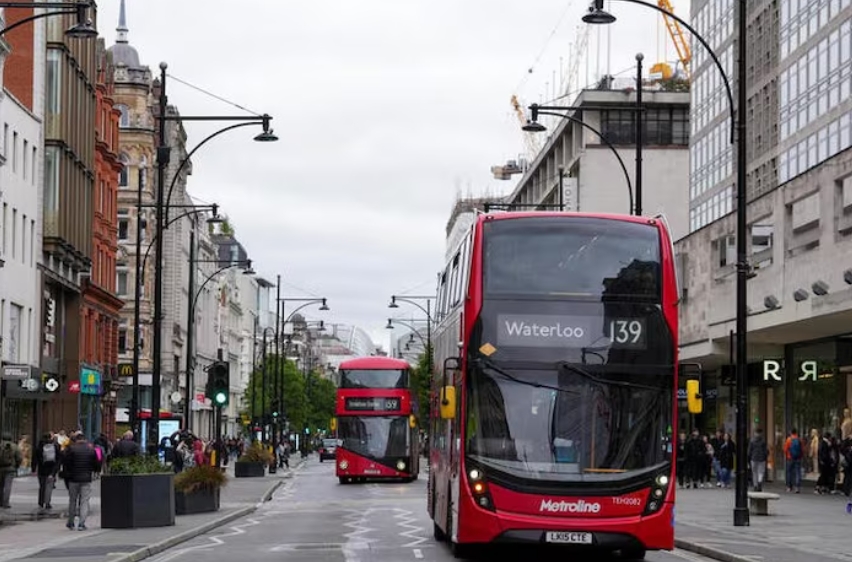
657;0;691;80
511;94;542;160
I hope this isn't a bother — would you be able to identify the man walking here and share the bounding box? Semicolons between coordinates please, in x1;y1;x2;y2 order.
62;433;101;531
0;433;22;508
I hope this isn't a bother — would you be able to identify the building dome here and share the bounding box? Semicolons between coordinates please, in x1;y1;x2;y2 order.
107;0;142;69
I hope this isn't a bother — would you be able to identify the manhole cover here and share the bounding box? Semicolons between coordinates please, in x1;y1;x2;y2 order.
26;545;144;558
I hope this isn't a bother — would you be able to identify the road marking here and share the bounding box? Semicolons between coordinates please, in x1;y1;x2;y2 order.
148;517;262;562
413;548;423;558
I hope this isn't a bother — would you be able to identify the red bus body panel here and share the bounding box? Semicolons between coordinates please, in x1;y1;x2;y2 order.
429;212;679;553
335;356;419;481
335;446;415;479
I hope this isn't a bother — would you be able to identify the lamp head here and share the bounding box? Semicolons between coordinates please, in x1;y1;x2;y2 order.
388;296;399;309
522;120;547;133
243;260;256;275
385;319;394;330
317;320;326;332
254;114;278;142
319;298;329;311
582;0;617;24
66;2;98;38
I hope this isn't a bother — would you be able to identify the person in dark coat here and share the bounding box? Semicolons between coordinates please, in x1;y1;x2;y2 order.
62;433;101;531
33;433;60;509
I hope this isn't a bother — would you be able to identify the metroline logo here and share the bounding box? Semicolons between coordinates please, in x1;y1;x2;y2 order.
539;499;602;514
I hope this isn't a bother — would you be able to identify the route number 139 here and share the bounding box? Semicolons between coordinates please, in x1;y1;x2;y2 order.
609;320;643;344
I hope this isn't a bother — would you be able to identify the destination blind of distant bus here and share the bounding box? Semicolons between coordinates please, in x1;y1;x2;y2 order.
344;397;402;411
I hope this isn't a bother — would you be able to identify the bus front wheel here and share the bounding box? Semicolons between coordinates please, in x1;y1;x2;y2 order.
338;477;348;485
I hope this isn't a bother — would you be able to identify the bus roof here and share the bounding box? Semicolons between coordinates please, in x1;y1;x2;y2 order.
480;211;662;227
338;356;411;370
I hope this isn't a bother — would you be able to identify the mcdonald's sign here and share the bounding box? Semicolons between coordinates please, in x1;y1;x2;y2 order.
117;363;134;377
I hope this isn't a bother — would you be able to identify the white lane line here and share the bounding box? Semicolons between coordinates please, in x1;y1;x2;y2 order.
413;548;424;559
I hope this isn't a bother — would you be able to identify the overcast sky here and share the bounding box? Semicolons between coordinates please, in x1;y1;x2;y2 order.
97;0;690;349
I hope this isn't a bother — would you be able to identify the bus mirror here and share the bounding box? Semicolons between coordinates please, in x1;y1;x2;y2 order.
442;357;461;387
686;379;703;414
330;417;337;432
440;386;456;419
409;414;417;429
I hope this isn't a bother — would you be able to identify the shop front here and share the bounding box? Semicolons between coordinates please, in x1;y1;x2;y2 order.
680;335;852;483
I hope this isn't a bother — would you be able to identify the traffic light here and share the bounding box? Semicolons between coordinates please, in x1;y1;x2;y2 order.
271;398;280;418
206;361;230;407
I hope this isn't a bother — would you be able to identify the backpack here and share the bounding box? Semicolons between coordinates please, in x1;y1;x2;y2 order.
42;443;56;464
0;443;15;468
789;437;802;460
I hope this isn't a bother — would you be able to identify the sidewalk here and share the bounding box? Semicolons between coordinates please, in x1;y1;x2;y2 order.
0;455;308;562
675;481;852;562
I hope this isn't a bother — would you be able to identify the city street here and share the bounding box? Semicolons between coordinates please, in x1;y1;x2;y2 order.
143;459;720;562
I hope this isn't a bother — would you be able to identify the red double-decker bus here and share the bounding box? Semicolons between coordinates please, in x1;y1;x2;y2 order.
428;212;680;559
334;356;420;484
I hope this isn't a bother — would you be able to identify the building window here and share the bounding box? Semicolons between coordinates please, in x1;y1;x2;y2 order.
601;107;690;146
716;234;736;267
8;303;21;363
119;153;130;187
118;328;127;354
116;104;130;128
46;50;61;116
117;270;128;296
751;223;774;269
44;146;60;221
118;219;129;241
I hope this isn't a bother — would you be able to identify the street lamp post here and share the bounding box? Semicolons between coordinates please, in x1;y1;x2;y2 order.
185;254;254;434
0;1;97;37
130;200;219;439
388;296;433;381
523;105;635;215
150;62;277;454
582;0;748;526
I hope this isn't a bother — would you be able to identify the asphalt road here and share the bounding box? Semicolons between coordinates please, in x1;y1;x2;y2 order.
146;458;721;562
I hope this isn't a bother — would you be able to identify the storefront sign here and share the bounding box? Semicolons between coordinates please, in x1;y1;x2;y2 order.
762;359;818;382
118;363;134;377
1;365;31;380
80;368;102;395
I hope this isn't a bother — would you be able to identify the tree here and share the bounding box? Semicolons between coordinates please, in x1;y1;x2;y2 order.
243;355;335;436
305;374;336;433
410;349;432;427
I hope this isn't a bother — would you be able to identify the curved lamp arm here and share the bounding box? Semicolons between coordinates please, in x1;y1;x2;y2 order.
284;300;328;326
139;207;214;277
190;261;251;316
389;296;433;320
1;8;74;36
165;121;262;212
536;109;634;215
386;318;427;347
593;0;735;143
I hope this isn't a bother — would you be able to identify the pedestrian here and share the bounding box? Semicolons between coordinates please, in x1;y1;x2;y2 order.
62;432;101;531
0;433;23;508
111;430;140;460
784;428;804;493
747;427;769;492
685;429;705;488
34;433;60;510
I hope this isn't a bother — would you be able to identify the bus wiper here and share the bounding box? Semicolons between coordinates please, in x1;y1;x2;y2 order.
557;362;661;391
474;355;571;395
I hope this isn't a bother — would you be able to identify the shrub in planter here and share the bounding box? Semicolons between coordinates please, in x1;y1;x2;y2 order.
101;455;175;528
234;443;274;478
174;464;227;515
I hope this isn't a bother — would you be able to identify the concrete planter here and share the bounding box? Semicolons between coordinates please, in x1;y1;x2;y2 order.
100;473;175;528
175;487;220;515
234;461;265;478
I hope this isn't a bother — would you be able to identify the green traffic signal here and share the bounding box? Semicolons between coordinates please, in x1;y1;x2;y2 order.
206;361;230;407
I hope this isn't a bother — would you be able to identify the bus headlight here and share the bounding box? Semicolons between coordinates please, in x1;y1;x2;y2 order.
396;460;406;471
339;460;349;470
465;465;495;512
644;471;672;516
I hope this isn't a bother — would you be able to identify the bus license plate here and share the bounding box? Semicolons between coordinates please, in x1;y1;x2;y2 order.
545;532;593;544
